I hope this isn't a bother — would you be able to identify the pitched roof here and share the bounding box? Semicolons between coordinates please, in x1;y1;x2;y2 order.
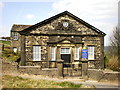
11;24;32;32
19;11;106;36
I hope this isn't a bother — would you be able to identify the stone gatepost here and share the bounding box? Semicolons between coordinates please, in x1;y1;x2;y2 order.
81;46;88;79
81;59;88;79
57;59;64;77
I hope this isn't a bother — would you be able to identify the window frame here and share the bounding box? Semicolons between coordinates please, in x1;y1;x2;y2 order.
60;48;70;54
13;32;18;40
33;46;41;61
75;47;79;60
88;46;95;60
51;47;56;61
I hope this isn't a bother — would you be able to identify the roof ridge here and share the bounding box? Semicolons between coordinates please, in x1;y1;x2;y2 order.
19;11;106;36
13;24;32;26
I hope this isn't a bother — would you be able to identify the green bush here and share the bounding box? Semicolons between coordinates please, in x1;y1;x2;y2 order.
2;49;20;61
104;50;119;71
2;40;10;46
104;55;109;68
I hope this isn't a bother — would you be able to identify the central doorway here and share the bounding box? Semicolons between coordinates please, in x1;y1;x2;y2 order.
60;48;71;67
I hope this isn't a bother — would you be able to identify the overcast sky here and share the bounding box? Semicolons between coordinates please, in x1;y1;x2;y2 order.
0;0;119;46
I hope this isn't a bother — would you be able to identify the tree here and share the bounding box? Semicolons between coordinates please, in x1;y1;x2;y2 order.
110;26;120;57
107;26;120;71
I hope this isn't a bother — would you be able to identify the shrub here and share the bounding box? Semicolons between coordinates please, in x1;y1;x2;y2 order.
107;55;119;71
2;49;20;61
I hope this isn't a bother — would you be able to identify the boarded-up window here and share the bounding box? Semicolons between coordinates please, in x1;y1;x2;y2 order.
51;47;56;61
88;46;94;60
33;46;41;61
13;32;18;40
75;48;79;60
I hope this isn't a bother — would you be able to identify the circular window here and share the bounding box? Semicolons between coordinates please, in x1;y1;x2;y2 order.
63;22;68;27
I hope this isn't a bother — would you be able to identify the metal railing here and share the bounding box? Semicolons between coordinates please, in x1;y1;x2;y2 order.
63;62;82;77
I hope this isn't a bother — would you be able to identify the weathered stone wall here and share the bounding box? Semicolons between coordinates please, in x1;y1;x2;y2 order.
11;32;21;51
18;66;58;77
25;36;49;63
30;15;99;35
82;36;103;69
88;69;120;83
2;60;18;74
2;60;119;83
23;14;104;69
2;60;58;77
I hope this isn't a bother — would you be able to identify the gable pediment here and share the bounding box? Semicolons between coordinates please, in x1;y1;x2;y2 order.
19;11;106;36
62;40;71;44
58;38;73;44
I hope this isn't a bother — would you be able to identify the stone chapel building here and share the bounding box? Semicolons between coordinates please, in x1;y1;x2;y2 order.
10;11;106;69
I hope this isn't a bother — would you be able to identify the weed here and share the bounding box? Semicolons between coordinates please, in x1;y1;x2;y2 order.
54;81;82;88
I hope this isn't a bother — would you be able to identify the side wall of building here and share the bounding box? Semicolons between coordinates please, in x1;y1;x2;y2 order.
11;31;21;52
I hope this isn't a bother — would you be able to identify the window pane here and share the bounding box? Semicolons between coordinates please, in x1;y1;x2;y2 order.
13;32;18;40
66;48;68;53
75;48;79;60
51;47;56;61
88;46;94;60
33;46;41;61
61;48;70;54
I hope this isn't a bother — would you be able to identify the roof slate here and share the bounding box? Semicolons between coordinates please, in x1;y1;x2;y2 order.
11;24;32;31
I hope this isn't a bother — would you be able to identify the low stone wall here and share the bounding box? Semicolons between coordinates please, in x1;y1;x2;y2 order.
2;60;18;74
88;69;120;83
2;60;59;77
18;66;58;77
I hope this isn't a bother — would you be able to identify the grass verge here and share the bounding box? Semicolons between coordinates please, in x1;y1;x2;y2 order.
2;75;82;88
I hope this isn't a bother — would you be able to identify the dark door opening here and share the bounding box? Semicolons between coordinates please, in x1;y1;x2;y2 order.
60;48;71;67
61;54;71;67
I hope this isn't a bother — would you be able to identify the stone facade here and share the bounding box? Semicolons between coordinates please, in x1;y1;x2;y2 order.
10;24;32;52
11;11;106;70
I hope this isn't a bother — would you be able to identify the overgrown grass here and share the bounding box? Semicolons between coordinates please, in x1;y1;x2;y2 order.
2;49;20;61
106;56;119;71
1;40;20;62
54;81;82;88
1;40;11;47
104;52;119;71
2;75;82;88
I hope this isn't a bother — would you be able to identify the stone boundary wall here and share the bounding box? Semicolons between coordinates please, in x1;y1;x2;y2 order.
18;66;58;77
88;69;120;83
2;60;59;77
2;60;60;78
2;60;18;74
2;60;120;82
